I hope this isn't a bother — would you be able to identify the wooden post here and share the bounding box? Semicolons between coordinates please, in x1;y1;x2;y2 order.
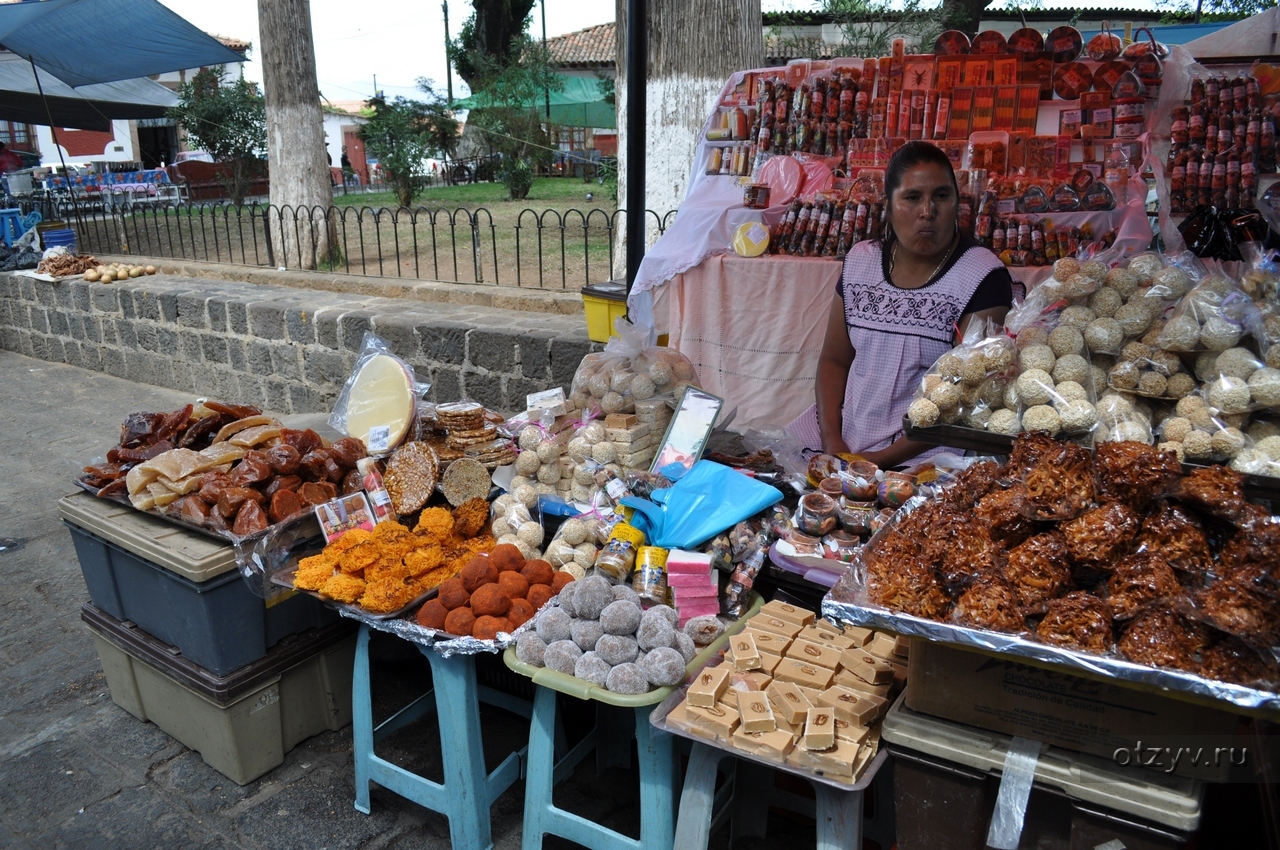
258;0;335;269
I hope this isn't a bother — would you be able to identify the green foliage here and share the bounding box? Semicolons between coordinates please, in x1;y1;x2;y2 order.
450;0;537;90
768;0;953;58
1159;0;1274;22
502;159;534;200
167;67;266;205
460;36;563;200
359;82;460;209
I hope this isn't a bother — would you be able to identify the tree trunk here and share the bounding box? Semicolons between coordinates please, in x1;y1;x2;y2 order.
258;0;334;269
941;0;990;37
613;0;764;280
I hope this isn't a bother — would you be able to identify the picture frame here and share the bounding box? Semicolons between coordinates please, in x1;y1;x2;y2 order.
315;491;378;543
650;387;726;479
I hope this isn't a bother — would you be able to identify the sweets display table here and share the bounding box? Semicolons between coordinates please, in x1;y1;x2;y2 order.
502;593;763;850
650;684;892;850
653;255;839;431
351;624;532;850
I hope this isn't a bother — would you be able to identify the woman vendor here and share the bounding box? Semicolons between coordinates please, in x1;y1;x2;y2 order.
788;141;1019;467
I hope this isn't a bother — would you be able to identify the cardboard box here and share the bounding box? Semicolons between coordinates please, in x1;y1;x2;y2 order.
905;641;1242;781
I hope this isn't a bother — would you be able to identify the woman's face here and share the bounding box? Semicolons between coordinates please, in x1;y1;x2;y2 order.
889;162;958;258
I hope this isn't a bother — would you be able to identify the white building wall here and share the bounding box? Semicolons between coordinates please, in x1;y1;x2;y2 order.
34;120;135;166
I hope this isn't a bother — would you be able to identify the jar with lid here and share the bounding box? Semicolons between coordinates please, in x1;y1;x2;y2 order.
632;546;669;604
797;492;838;537
593;519;646;584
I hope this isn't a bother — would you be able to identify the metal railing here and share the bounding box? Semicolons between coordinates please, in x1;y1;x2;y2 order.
58;202;677;290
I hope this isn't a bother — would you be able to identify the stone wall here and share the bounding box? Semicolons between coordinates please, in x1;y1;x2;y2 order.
0;272;599;414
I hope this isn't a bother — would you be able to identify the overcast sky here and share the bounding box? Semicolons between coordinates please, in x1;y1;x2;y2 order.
158;0;822;104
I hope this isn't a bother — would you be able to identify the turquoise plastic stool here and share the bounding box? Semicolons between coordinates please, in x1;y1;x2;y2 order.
504;593;763;850
671;741;890;849
350;623;532;850
0;208;25;246
523;684;677;849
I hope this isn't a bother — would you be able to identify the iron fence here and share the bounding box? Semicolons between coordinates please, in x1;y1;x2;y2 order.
56;201;676;290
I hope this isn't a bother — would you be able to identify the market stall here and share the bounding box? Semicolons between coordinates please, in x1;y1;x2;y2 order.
54;24;1280;839
632;32;1164;428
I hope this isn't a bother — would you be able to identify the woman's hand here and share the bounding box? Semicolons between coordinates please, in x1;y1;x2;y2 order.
823;436;853;457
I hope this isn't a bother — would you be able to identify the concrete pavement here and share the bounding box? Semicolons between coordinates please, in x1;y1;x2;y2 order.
0;349;817;850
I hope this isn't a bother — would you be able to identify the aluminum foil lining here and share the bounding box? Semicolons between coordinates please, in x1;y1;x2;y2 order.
821;499;1280;715
336;605;532;658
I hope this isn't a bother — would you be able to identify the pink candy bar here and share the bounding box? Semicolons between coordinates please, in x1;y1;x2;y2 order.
673;584;719;600
666;550;714;573
668;571;715;587
676;600;721;622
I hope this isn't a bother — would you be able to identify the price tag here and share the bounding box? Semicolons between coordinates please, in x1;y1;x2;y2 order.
368;425;391;453
747;222;769;243
997;199;1017;215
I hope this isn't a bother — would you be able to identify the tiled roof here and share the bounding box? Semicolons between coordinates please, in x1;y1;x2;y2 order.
546;22;615;68
211;34;251;53
545;22;823;68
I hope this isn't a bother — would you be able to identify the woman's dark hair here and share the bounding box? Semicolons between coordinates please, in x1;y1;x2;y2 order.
882;141;960;245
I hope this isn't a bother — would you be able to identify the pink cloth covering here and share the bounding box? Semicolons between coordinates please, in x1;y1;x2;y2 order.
657;254;842;431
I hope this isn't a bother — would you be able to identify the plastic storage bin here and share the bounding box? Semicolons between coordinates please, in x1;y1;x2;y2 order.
83;602;356;785
581;280;628;342
41;227;76;252
882;695;1202;850
60;491;337;675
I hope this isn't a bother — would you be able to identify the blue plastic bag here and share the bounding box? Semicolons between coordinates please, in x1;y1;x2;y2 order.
620;460;783;550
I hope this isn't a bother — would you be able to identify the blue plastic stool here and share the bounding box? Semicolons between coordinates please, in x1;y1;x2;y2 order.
522;683;677;849
0;208;25;246
672;741;890;850
350;624;531;850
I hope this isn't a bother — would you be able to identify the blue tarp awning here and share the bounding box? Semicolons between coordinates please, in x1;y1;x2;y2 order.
0;0;244;87
0;50;177;131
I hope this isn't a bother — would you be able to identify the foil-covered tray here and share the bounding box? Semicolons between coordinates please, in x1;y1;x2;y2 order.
821;501;1280;717
649;679;889;791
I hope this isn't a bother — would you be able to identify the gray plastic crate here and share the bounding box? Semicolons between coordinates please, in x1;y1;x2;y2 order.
83;603;356;785
61;492;337;675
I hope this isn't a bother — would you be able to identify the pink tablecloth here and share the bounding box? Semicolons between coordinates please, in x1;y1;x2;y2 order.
658;254;841;431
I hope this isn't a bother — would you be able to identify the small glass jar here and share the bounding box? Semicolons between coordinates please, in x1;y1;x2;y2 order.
877;471;917;507
840;461;879;500
837;499;877;535
797;492;838;537
819;477;844;498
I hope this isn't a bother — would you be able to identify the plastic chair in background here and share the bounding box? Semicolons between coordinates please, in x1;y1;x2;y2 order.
0;208;26;246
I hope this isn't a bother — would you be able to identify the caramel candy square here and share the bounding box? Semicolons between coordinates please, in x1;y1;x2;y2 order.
832;715;870;746
773;658;835;690
760;600;816;627
753;653;783;675
688;664;731;708
604;413;638;429
748;615;804;639
867;632;906;661
893;635;912;657
798;625;856;651
885;658;908;687
730;633;762;671
775;712;803;738
785;639;843;670
766;680;813;726
744;629;790;657
684;700;740;738
817;686;886;726
834;668;892;698
839;648;895;685
793;736;862;776
803;707;837;751
738;692;777;733
732;725;796;759
817;619;873;646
